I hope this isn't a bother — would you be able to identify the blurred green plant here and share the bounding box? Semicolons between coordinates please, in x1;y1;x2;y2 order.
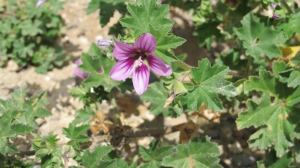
0;0;69;73
0;88;51;166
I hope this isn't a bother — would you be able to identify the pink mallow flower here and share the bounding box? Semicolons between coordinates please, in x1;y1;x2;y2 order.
110;33;172;95
36;0;46;7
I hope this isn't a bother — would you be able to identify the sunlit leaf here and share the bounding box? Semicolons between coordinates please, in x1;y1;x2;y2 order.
188;59;236;111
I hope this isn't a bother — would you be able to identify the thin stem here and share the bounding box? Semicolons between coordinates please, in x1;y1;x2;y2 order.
281;0;294;14
228;70;245;77
179;71;191;82
246;56;253;78
175;60;195;71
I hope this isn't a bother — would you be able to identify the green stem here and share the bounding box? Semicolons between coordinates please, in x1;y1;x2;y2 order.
281;0;294;14
246;56;253;78
179;71;191;82
175;60;195;71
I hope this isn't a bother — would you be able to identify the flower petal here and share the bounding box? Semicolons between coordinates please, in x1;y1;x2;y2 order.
36;0;46;7
134;33;156;53
113;41;136;60
273;13;280;19
74;59;89;79
110;58;135;80
75;59;83;66
132;63;150;95
147;54;172;76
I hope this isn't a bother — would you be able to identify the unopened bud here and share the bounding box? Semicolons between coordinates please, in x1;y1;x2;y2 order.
36;0;46;7
97;40;112;46
273;13;280;19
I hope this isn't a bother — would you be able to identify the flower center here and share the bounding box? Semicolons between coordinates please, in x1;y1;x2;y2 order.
133;50;149;68
137;56;143;67
136;50;147;59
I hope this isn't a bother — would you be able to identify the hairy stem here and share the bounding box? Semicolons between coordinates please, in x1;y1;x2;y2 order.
175;60;194;70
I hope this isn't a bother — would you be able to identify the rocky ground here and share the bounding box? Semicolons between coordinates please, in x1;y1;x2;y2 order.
0;0;264;167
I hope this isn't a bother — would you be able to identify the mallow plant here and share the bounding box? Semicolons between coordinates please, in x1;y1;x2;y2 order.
1;0;300;167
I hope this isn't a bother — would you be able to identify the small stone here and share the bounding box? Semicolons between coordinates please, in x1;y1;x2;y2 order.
6;60;19;71
231;154;256;167
17;144;29;152
206;130;220;139
228;141;243;154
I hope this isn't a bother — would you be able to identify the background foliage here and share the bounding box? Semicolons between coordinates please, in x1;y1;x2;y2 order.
1;0;300;167
0;0;68;73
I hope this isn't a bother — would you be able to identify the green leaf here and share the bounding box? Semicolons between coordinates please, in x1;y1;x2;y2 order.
0;110;20;137
154;33;186;64
237;70;300;156
291;51;300;66
272;61;290;78
294;140;300;163
222;1;252;36
82;146;112;168
86;0;101;14
277;12;300;39
120;0;172;36
257;150;293;168
81;55;118;90
120;0;185;63
13;40;35;59
11;123;35;135
80;51;126;92
140;82;181;117
99;1;126;27
19;20;43;36
216;49;248;71
73;107;94;125
161;137;222;168
193;21;221;50
86;0;127;27
140;140;173;168
45;134;60;146
0;137;18;155
236;13;286;59
88;43;104;57
13;91;51;128
244;70;277;94
62;123;90;149
287;71;300;88
188;59;236;111
11;87;27;105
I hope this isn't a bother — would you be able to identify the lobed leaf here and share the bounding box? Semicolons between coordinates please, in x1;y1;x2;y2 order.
237;70;300;156
0;138;18;155
140;140;173;168
140;82;182;117
80;46;132;92
82;146;113;168
188;59;236;111
120;0;185;63
161;137;222;168
236;13;286;59
62;123;90;150
277;12;300;39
